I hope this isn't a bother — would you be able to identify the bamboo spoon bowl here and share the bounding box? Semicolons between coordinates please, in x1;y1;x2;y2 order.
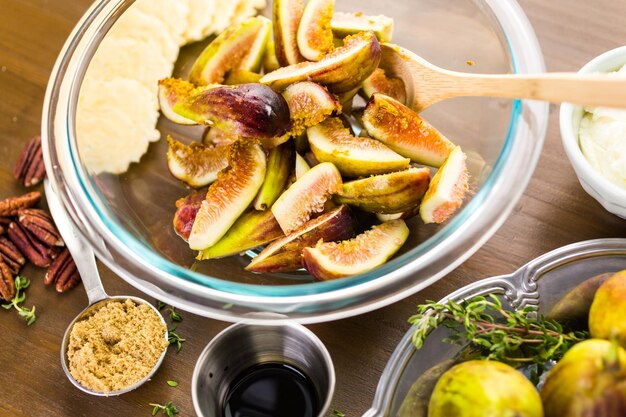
381;43;626;112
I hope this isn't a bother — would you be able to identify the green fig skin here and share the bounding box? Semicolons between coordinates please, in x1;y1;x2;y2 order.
541;339;626;417
428;360;543;417
589;270;626;348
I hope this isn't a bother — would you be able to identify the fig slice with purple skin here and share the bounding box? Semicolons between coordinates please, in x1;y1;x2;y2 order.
246;205;355;273
189;141;267;250
330;12;394;42
273;0;306;67
303;219;409;280
189;16;271;85
158;78;211;125
361;68;406;104
254;142;295;210
260;31;381;93
363;93;455;167
271;162;342;234
197;210;284;260
167;136;229;188
419;146;469;224
307;117;410;177
283;81;342;136
173;189;207;241
173;83;291;139
296;0;335;61
336;167;431;214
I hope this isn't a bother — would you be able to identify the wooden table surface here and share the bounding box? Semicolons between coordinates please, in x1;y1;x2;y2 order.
1;1;626;416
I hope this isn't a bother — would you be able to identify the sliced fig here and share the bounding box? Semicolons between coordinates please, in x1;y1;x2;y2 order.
247;205;355;273
254;142;295;210
296;0;335;62
225;69;262;85
260;31;381;93
363;93;455;167
307;117;410;177
263;39;281;73
189;16;272;85
188;141;267;250
173;83;291;139
336;167;431;214
271;162;342;234
197;210;284;259
283;81;341;137
273;0;306;67
361;68;406;104
303;219;409;280
295;153;311;179
158;78;203;125
167;136;229;188
419;146;469;224
202;127;240;146
173;189;207;241
330;12;394;42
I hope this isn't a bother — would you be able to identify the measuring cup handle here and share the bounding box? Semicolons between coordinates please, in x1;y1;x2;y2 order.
44;180;108;304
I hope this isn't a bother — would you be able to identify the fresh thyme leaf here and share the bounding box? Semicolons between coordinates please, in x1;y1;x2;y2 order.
156;300;166;311
410;295;589;372
2;276;37;326
332;411;345;417
166;380;178;387
169;307;182;322
149;402;179;416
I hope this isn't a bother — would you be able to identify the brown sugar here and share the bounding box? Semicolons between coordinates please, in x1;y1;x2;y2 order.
67;298;168;393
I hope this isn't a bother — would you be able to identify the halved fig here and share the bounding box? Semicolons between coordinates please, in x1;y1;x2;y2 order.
158;78;203;125
295;153;311;179
283;81;341;137
202;127;240;146
419;146;469;224
167;135;230;188
336;167;431;214
361;68;406;104
330;12;394;42
263;39;281;72
197;210;284;259
173;83;291;139
247;205;355;273
189;16;272;85
254;142;295;210
188;141;267;250
363;93;455;167
271;162;342;233
296;0;335;61
225;69;262;85
173;189;207;241
260;31;381;93
307;117;410;177
303;219;409;280
273;0;306;66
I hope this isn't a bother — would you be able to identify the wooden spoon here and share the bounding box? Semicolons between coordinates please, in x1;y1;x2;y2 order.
381;43;626;112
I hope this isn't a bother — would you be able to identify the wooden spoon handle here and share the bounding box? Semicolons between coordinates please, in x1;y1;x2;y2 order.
436;72;626;108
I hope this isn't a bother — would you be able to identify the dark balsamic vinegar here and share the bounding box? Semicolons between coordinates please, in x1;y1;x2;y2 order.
223;362;319;417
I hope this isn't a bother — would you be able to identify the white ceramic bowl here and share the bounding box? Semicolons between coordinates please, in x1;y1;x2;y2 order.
560;46;626;219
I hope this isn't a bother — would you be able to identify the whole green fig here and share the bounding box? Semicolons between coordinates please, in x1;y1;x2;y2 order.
541;339;626;417
428;360;543;417
589;270;626;347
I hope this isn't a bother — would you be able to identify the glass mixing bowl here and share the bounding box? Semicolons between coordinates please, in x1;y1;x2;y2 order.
42;0;548;323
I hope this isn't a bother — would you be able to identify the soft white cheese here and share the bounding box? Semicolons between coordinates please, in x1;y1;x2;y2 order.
578;64;626;190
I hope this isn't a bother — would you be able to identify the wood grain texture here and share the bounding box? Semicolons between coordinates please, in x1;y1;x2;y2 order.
1;1;626;416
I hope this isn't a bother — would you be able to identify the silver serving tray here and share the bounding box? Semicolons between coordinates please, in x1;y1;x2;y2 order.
364;238;626;417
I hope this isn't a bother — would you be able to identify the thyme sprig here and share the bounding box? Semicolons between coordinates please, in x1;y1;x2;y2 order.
2;276;36;325
167;324;186;353
409;294;588;366
149;401;179;417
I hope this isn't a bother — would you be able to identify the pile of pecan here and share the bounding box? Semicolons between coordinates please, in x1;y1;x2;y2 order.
0;137;81;302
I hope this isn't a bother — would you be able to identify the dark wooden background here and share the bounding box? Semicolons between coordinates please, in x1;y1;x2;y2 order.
1;0;626;416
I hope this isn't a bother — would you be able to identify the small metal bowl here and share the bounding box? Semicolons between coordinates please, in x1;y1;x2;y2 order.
365;238;626;417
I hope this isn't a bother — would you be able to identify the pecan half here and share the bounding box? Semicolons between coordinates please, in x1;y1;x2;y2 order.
0;260;15;301
0;192;41;217
7;222;52;267
14;136;46;187
0;236;25;275
45;248;80;293
18;208;64;247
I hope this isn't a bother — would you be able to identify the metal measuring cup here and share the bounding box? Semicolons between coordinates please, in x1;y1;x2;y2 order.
45;180;168;396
